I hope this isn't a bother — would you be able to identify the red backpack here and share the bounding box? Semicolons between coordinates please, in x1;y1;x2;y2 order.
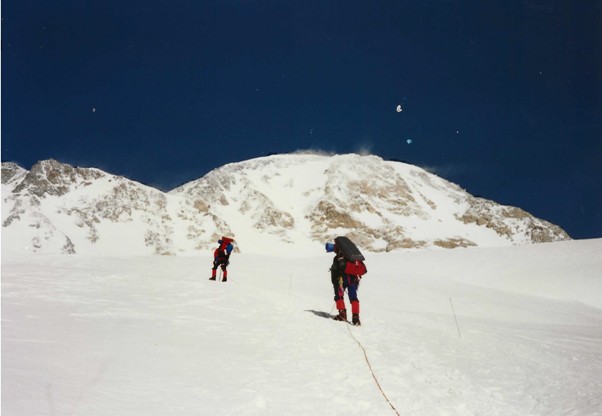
344;260;367;276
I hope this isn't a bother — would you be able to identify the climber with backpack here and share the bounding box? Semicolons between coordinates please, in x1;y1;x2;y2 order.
210;237;234;282
325;236;367;325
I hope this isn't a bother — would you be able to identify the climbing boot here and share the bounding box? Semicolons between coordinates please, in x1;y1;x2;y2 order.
334;309;347;322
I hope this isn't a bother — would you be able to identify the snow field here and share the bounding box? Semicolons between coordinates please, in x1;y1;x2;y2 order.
2;239;602;415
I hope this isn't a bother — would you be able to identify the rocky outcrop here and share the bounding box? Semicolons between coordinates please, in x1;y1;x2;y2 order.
12;159;105;197
1;162;28;186
459;197;570;243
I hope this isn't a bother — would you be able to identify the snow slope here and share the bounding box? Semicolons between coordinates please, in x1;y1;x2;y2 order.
3;239;601;416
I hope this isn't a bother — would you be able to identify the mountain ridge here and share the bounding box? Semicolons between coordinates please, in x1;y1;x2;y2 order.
2;154;570;256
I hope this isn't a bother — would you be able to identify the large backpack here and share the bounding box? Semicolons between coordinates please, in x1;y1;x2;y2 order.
334;236;367;276
334;236;365;261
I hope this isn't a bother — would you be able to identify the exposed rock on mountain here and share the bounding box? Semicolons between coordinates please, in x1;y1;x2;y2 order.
459;196;569;243
12;159;105;197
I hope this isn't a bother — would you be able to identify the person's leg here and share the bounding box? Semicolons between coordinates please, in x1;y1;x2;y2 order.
209;260;218;280
221;263;228;281
333;276;347;321
347;277;361;325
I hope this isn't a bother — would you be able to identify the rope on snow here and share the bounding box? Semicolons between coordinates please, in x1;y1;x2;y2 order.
334;293;400;416
345;324;401;416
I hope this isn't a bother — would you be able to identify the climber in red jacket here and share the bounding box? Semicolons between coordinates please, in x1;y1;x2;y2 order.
210;237;234;282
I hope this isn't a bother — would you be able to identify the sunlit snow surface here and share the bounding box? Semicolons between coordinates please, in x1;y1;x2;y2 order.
3;239;602;415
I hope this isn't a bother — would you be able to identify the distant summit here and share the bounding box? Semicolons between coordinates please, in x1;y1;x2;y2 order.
2;154;570;256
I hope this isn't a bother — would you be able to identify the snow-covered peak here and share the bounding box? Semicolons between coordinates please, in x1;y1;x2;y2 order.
171;153;569;253
9;159;109;197
3;160;187;256
1;162;29;189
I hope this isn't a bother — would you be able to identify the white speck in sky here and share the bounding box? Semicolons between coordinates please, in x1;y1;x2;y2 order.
396;105;403;113
407;139;412;144
92;108;96;113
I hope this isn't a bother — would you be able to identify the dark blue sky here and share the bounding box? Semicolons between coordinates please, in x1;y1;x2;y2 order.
3;1;601;239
